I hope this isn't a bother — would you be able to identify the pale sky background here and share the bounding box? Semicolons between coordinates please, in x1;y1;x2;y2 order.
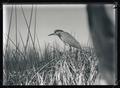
3;4;115;51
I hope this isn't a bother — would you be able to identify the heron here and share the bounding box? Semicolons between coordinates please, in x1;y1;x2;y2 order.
48;29;82;51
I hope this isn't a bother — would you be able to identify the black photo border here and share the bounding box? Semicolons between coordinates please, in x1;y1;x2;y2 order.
0;0;119;88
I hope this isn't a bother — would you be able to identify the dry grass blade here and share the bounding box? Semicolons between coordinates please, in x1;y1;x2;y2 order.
19;31;25;49
34;5;37;45
21;5;35;52
15;5;18;54
5;5;13;56
36;34;43;59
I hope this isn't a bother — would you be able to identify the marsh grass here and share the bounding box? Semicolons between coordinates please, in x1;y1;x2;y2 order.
4;43;99;85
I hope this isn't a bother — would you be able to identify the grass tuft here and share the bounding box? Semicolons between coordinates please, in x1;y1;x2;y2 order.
4;43;99;85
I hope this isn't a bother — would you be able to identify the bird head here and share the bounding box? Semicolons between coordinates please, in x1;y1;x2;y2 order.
48;29;64;36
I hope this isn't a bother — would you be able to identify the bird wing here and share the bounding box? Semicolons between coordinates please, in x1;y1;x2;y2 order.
60;32;81;49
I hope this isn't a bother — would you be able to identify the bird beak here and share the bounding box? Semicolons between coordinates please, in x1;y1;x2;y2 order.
48;33;55;36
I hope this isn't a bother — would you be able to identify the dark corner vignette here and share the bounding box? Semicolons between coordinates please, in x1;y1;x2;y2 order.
0;3;3;86
117;1;120;86
113;1;120;86
113;1;119;86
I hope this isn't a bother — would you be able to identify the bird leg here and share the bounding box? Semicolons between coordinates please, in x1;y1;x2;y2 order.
63;43;68;52
69;45;72;52
63;44;66;52
75;49;79;61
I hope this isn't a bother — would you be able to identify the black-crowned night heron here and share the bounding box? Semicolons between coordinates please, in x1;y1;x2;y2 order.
48;30;82;50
